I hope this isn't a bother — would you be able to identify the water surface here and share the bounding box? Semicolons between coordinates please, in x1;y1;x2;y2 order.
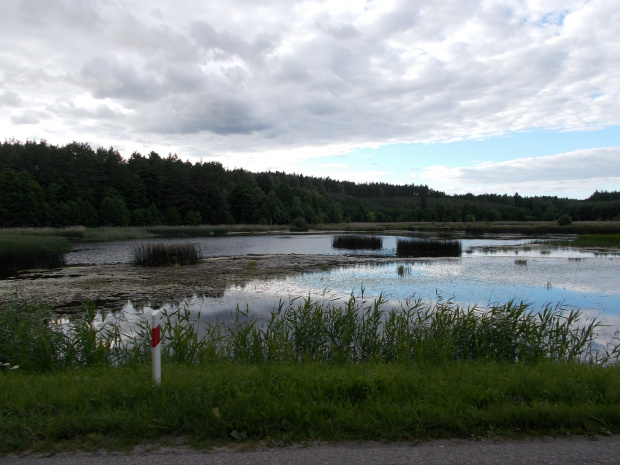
85;234;620;343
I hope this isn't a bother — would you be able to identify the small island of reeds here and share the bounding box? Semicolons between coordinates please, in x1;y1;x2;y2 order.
332;234;383;250
397;237;462;257
131;242;202;266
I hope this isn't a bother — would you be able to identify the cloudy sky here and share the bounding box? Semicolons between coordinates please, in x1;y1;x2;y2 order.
1;0;619;199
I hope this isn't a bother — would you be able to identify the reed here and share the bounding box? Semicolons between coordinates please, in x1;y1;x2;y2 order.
83;227;154;242
131;242;202;266
573;234;620;248
0;233;72;275
332;235;383;250
396;238;462;257
146;226;213;237
2;294;615;373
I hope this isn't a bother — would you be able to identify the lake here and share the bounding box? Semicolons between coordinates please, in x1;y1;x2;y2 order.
67;234;620;344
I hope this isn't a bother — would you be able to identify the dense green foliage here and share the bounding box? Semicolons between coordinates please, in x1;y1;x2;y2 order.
0;233;72;275
2;140;620;228
557;213;573;226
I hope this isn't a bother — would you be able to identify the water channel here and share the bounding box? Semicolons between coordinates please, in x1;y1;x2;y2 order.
66;233;620;344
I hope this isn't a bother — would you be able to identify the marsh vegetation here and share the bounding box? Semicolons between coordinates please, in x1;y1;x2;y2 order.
2;296;614;371
332;234;383;250
0;232;72;275
131;242;202;266
396;237;462;257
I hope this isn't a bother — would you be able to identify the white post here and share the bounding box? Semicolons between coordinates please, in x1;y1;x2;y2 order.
151;310;161;386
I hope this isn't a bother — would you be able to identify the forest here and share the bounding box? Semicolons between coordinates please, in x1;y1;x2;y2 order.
1;139;619;228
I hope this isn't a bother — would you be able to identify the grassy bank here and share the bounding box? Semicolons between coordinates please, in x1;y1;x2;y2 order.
1;297;620;452
2;221;620;244
1;362;619;452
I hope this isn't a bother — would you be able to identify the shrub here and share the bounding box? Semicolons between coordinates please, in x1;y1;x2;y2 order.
557;214;573;226
290;217;308;231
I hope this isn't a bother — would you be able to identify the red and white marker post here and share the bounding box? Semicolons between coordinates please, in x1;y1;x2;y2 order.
151;310;162;386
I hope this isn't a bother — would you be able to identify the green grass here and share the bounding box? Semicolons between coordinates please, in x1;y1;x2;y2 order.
146;226;214;237
0;233;72;275
83;227;154;242
332;235;383;250
1;362;619;453
572;234;620;248
131;243;202;266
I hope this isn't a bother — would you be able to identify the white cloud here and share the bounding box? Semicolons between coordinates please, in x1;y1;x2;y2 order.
417;147;620;198
0;0;619;193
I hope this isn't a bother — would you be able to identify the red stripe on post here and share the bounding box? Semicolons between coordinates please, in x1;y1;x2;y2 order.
152;324;161;348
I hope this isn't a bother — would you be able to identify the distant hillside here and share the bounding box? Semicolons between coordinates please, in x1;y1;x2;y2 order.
1;140;619;228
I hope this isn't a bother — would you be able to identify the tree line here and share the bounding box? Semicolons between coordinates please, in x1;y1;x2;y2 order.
0;139;619;228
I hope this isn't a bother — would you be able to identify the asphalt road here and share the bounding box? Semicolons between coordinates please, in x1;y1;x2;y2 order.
2;436;620;465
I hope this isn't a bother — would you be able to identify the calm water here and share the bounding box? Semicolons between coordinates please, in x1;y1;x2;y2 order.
67;233;574;265
75;234;620;343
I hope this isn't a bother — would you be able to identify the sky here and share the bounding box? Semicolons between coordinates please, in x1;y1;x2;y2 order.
1;0;619;199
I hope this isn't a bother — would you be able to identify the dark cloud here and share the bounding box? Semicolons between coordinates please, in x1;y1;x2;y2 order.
137;95;272;136
80;56;163;102
11;112;40;125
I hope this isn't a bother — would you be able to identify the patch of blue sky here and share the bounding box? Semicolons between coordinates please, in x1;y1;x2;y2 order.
306;126;620;185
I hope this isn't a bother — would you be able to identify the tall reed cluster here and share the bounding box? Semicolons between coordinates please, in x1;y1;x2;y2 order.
131;242;201;266
2;296;616;373
0;301;125;372
397;238;462;257
0;233;72;275
332;235;383;250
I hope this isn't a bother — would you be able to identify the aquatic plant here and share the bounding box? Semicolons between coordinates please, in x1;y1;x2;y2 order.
244;260;258;271
573;234;620;248
396;237;462;257
332;235;383;250
2;295;613;372
0;300;123;371
0;233;72;275
131;242;201;266
397;264;411;276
